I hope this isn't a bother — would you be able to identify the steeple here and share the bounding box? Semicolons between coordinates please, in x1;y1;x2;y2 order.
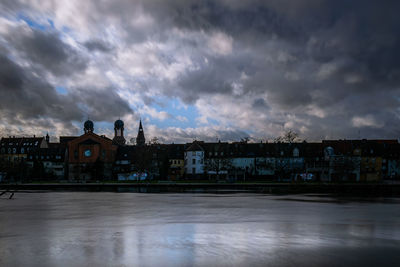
136;119;145;146
45;133;50;143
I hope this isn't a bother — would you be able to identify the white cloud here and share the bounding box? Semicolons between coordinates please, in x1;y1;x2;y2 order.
352;115;384;128
207;31;233;56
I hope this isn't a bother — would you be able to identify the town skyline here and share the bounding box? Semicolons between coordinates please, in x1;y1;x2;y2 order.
1;1;400;143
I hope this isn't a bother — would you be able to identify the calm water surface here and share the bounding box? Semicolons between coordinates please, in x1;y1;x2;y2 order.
1;192;400;267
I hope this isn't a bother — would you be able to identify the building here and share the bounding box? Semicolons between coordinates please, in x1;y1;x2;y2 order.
184;141;205;178
0;136;48;181
113;119;126;146
0;136;48;163
67;120;117;181
27;143;67;180
167;144;185;180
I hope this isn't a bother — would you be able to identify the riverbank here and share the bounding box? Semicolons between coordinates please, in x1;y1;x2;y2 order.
1;182;400;196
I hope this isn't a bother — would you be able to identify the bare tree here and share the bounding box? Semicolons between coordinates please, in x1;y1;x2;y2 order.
274;130;301;143
149;137;160;145
240;137;250;143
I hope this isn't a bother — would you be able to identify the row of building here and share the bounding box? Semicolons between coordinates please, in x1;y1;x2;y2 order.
1;119;400;182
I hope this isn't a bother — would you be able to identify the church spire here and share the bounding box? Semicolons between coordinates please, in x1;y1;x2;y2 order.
136;119;145;146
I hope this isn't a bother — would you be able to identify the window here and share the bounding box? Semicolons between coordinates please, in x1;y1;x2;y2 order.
221;152;224;156
74;150;78;159
200;159;203;164
192;159;196;164
293;148;299;157
0;148;4;154
21;148;24;154
192;151;196;156
102;150;106;158
13;148;16;154
209;152;212;156
8;148;11;153
192;168;195;174
84;149;92;157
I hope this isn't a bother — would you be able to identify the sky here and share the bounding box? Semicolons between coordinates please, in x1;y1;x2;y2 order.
0;0;399;143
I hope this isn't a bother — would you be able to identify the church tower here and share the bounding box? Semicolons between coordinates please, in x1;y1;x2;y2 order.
136;119;145;146
84;120;94;133
113;119;126;145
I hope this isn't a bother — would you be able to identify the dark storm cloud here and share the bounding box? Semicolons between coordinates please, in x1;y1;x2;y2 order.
1;0;400;140
6;28;87;76
177;65;233;103
72;87;132;121
84;39;113;52
0;52;132;133
0;53;80;121
147;0;400;138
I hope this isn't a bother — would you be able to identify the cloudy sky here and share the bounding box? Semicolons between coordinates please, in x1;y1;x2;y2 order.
0;0;399;143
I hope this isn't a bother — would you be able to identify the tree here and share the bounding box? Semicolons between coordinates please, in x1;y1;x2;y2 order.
204;157;233;181
149;137;160;145
128;138;136;145
274;130;301;143
240;137;250;143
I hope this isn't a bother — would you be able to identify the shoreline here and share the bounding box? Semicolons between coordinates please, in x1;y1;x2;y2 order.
1;182;400;196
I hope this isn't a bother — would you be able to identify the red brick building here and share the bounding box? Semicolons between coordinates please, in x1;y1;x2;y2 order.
67;120;117;181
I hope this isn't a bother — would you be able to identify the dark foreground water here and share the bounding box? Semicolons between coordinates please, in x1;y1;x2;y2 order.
1;192;400;267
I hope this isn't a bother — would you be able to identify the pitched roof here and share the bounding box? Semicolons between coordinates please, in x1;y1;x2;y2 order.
186;141;204;151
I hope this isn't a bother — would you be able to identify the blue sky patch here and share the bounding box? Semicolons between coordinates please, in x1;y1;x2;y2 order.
150;97;199;129
55;86;68;95
17;14;47;31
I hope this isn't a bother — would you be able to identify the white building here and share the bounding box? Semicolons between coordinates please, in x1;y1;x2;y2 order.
184;142;204;176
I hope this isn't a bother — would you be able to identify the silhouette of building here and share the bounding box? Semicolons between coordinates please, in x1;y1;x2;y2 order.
84;119;94;134
113;119;126;146
136;119;146;146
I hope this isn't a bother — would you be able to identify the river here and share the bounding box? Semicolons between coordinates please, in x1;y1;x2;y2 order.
1;192;399;266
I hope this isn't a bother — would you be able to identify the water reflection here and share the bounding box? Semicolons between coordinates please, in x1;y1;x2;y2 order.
0;193;400;266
